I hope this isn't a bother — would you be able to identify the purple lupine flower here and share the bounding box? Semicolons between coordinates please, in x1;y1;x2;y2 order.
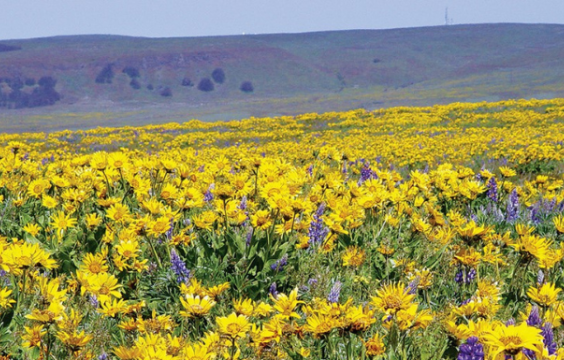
542;322;557;355
538;270;545;286
170;249;191;284
487;177;498;202
98;353;109;360
307;165;313;177
165;218;174;242
423;163;429;173
308;203;329;247
529;204;541;225
505;318;516;326
457;337;484;360
506;188;519;223
526;306;542;327
269;283;278;298
204;184;215;203
327;281;342;303
308;278;318;287
245;227;253;246
465;268;477;284
359;162;377;184
89;295;99;308
198;164;205;172
407;277;420;295
239;196;247;211
455;269;464;284
270;255;288;272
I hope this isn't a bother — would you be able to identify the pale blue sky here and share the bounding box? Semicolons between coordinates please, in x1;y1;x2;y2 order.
2;0;564;40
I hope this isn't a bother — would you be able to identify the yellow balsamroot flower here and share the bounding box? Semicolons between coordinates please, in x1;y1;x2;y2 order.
216;312;251;340
343;305;376;333
182;343;215;360
23;223;41;237
27;179;50;198
371;282;415;316
85;213;103;229
527;282;561;307
553;215;564;234
482;322;543;358
50;210;77;238
250;210;272;230
363;333;386;356
303;313;338;338
56;330;93;352
36;276;68;303
193;211;218;231
22;325;47;348
147;216;172;237
106;203;131;224
499;166;517;178
113;345;142;360
1;242;58;275
233;298;254;316
270;288;303;320
80;251;109;274
85;272;122;303
179;294;216;318
26;301;65;324
97;298;129;317
0;287;15;308
136;310;175;334
342;246;366;267
41;194;59;209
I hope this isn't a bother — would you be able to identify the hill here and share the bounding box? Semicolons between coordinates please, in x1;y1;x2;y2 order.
1;23;564;131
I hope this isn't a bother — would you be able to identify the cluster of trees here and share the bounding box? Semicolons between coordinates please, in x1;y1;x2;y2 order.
0;76;61;109
93;64;254;97
0;44;21;53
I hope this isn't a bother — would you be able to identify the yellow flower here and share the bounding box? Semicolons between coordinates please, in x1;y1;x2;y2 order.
482;322;543;358
303;313;337;337
371;282;415;315
56;330;93;352
179;294;216;318
216;312;251;339
553;215;564;234
0;287;16;308
342;246;366;267
251;210;272;230
22;325;46;348
85;213;103;228
50;210;77;236
364;333;386;356
270;288;303;319
23;223;41;237
527;282;561;307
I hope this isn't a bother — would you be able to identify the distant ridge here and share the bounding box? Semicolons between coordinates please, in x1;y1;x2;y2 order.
2;23;564;130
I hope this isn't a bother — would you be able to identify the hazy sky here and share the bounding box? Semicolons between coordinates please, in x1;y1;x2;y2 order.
2;0;564;40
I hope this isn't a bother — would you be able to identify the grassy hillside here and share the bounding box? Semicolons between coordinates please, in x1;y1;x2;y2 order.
1;23;564;131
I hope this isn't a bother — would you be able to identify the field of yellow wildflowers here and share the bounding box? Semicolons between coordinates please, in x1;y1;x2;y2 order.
2;98;564;359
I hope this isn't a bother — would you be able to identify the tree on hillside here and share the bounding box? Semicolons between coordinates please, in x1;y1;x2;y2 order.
211;68;226;84
240;81;254;93
95;64;114;84
197;78;214;92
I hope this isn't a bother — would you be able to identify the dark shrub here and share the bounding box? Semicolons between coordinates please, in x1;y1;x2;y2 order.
197;78;214;92
211;68;226;84
0;44;21;52
38;76;57;89
130;78;141;90
373;58;381;64
9;78;24;91
95;64;114;84
181;77;194;87
147;84;154;90
240;81;254;93
160;87;172;97
25;78;36;86
122;66;140;78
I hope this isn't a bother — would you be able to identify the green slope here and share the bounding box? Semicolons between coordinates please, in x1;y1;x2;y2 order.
1;23;564;132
